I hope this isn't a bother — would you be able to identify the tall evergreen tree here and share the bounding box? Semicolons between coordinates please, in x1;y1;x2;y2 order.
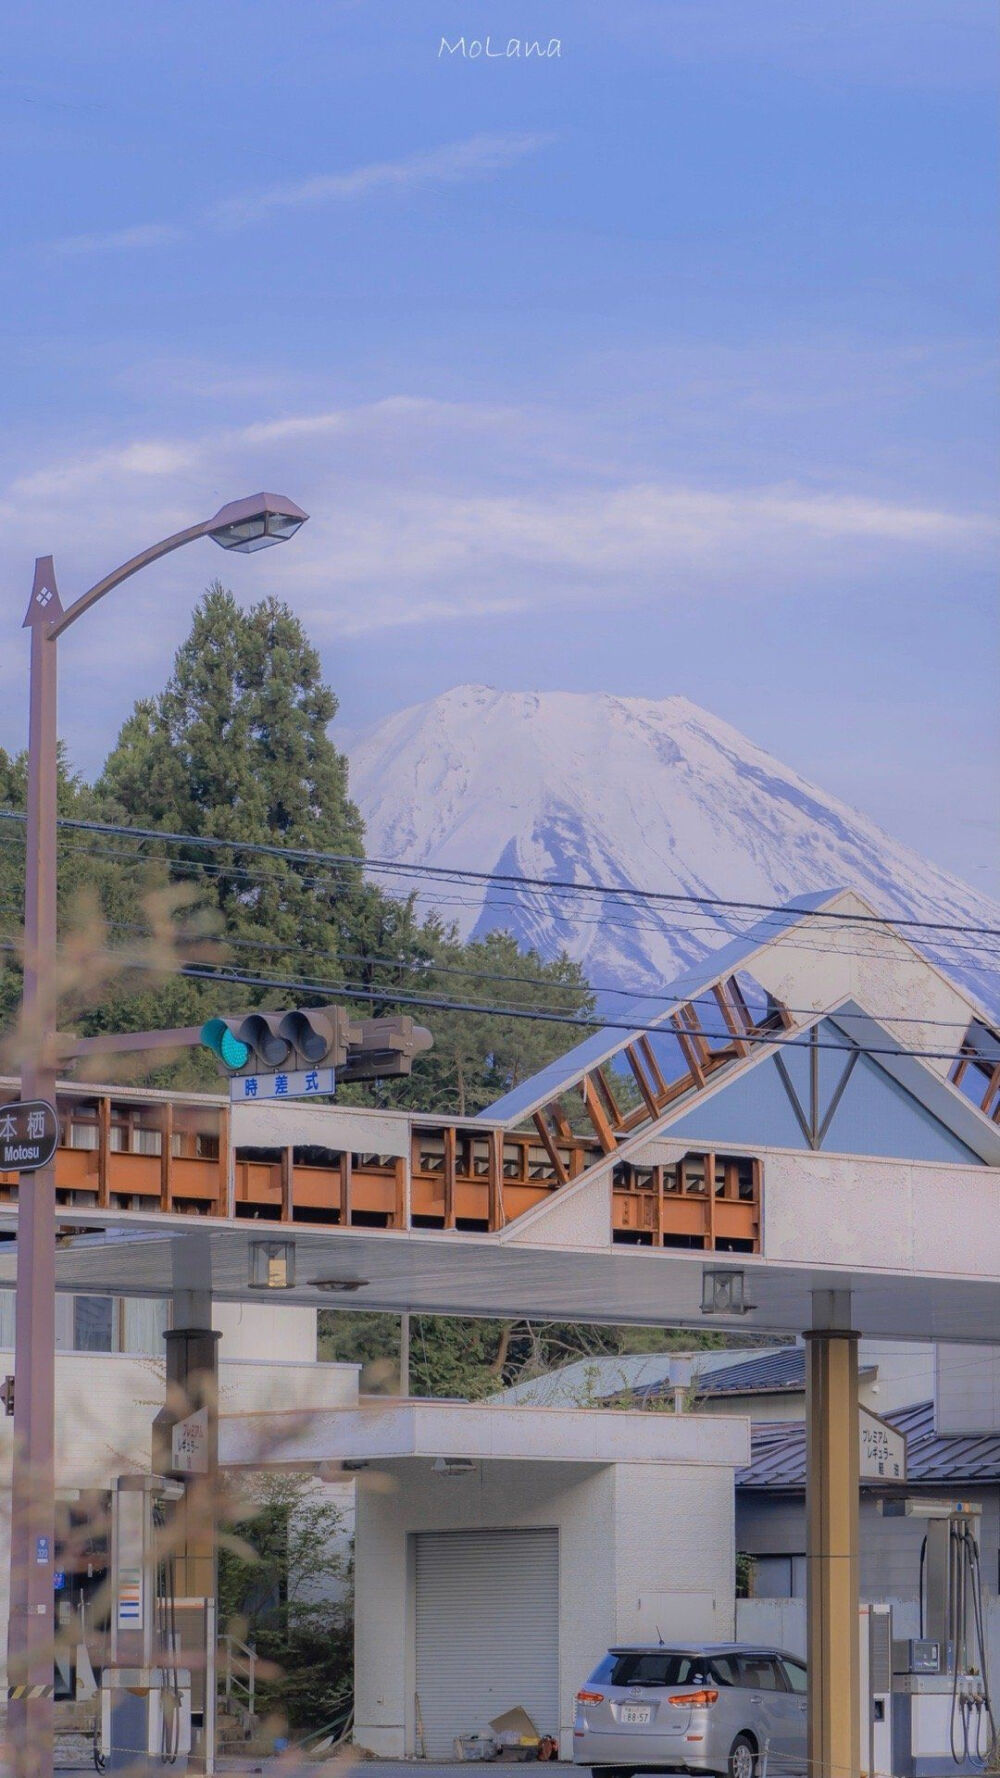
97;583;364;961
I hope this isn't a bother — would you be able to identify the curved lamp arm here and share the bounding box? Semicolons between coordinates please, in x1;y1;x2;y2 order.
47;491;309;640
48;520;214;640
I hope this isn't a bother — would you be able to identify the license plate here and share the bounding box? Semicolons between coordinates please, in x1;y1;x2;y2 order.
620;1705;651;1725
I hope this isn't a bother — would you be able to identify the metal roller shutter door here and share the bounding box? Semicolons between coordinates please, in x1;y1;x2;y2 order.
414;1528;560;1758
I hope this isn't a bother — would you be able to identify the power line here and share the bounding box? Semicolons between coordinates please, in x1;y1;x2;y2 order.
1;835;998;1020
0;828;996;974
50;948;988;1064
1;891;994;1034
1;822;996;970
0;808;996;938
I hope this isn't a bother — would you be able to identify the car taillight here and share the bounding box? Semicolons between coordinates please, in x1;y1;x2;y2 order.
667;1688;719;1707
576;1691;605;1704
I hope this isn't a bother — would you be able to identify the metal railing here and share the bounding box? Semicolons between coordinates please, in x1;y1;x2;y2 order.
218;1632;257;1733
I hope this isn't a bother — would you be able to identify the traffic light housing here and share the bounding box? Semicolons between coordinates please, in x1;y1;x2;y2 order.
338;1015;433;1082
201;1006;432;1082
201;1006;353;1076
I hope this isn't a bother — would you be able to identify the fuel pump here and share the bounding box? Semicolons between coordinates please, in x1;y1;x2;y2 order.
97;1475;193;1774
859;1603;893;1778
876;1498;997;1775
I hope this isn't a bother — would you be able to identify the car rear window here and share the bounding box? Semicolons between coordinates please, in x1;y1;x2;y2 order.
606;1651;723;1688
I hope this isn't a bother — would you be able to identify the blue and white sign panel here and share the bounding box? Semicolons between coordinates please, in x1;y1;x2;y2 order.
230;1068;335;1103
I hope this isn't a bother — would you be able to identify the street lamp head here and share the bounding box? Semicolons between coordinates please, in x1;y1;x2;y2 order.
206;492;308;554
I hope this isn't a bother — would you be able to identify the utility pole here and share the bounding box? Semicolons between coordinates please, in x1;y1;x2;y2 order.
7;562;61;1778
7;496;307;1778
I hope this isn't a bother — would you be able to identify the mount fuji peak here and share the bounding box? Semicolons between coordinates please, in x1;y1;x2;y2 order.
347;686;999;1014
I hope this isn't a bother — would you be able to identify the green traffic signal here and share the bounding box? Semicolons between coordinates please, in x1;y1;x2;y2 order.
201;1017;251;1070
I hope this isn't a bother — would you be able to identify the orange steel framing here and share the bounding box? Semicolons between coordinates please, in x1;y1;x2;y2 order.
0;1083;761;1252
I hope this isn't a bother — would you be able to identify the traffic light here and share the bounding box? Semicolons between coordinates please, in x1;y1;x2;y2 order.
201;1007;432;1082
200;1006;352;1076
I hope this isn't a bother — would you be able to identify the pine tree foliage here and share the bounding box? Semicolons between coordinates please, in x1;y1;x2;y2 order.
97;583;364;958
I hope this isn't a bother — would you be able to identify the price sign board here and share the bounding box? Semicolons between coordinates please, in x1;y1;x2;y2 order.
859;1406;906;1481
171;1407;210;1475
0;1100;58;1173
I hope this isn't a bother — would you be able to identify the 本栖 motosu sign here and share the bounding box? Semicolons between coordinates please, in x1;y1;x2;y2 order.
0;1101;59;1173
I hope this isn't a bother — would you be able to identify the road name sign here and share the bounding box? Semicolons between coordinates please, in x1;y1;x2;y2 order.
859;1406;906;1481
0;1100;58;1173
229;1068;335;1103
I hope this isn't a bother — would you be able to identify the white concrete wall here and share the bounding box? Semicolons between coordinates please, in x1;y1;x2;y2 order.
694;1393;805;1422
233;1099;410;1157
213;1301;317;1362
760;1150;1000;1281
353;1455;737;1760
610;1462;736;1646
737;1596;809;1657
859;1342;937;1415
747;891;976;1086
936;1344;1000;1434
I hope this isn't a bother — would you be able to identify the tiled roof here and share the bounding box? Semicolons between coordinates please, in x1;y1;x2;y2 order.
625;1346;875;1404
695;1349;808;1396
737;1400;1000;1491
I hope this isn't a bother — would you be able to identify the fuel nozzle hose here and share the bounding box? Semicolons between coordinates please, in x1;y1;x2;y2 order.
949;1525;996;1769
153;1500;183;1766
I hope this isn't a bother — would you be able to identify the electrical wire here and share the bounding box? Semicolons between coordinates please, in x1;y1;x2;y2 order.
39;948;992;1064
0;808;997;937
5;923;992;1061
0;829;997;977
2;889;996;1036
1;820;997;976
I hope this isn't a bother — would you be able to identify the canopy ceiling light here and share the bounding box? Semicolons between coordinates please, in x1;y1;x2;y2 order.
701;1267;756;1316
309;1276;369;1293
207;492;308;554
248;1238;296;1290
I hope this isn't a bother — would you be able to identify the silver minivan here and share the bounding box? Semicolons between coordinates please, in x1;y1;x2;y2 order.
573;1643;807;1778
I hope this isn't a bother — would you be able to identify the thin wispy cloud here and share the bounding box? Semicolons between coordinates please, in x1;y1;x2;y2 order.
3;397;994;660
53;222;187;258
47;133;552;257
210;132;553;228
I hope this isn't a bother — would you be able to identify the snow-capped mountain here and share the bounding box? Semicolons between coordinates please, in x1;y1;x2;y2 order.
348;686;999;1014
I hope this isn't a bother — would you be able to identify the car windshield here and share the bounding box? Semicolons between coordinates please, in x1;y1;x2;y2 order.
607;1651;721;1688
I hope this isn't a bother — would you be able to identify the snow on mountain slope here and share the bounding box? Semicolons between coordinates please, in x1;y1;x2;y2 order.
347;686;999;1014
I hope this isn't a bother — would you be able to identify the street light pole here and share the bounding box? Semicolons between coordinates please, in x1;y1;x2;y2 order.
7;562;61;1778
7;495;307;1778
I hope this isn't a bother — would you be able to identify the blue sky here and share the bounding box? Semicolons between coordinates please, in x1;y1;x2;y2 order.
1;0;997;893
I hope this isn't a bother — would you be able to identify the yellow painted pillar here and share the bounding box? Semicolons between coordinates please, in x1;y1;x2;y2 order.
805;1294;860;1778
